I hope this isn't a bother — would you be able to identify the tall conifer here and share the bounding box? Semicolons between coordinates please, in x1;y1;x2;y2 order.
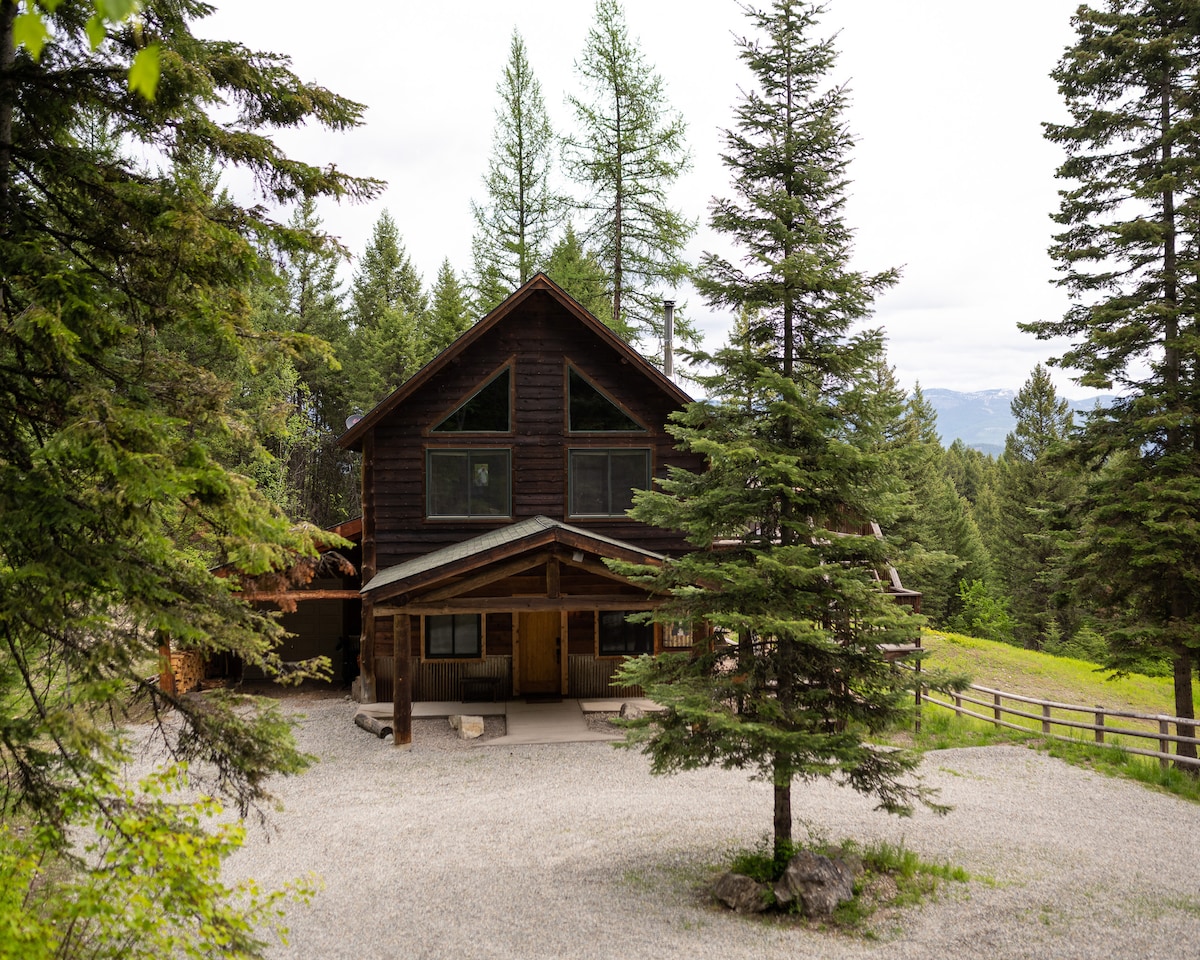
564;0;694;348
1026;0;1200;753
617;1;951;859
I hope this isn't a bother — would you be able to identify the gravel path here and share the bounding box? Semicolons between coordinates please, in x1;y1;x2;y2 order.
206;694;1200;960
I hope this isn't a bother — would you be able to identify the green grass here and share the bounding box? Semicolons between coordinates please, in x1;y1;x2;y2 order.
892;630;1200;802
726;831;968;931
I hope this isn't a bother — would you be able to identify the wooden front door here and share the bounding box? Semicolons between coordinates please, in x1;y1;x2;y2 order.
519;611;561;695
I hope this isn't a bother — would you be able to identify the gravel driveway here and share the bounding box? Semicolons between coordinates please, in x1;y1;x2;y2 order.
210;694;1200;960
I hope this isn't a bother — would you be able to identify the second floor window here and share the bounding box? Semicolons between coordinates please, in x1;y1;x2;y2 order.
427;449;511;518
568;448;650;517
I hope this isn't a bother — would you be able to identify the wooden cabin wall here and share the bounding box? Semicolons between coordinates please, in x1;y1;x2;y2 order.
362;289;704;572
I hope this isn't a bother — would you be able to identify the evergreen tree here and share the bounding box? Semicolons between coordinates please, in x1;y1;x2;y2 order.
544;221;618;329
424;258;475;362
1025;0;1200;753
342;210;426;415
471;29;566;313
0;0;379;948
242;198;359;527
563;0;694;348
991;366;1079;647
615;1;952;861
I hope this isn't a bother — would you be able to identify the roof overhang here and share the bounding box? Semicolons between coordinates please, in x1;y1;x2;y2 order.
362;515;665;609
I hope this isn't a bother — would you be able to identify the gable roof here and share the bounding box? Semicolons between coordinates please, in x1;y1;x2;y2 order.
338;273;692;452
361;515;665;600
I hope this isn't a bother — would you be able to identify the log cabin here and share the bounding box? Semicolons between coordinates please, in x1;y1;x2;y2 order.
228;273;920;744
336;273;707;742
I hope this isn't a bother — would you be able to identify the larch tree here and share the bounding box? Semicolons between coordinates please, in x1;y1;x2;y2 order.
563;0;694;350
0;0;379;951
615;0;954;862
1024;0;1200;756
471;28;566;313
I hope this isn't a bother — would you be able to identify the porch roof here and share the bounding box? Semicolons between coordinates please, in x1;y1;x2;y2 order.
361;515;665;601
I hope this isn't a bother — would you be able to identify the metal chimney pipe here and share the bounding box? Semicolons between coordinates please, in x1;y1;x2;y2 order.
663;299;675;380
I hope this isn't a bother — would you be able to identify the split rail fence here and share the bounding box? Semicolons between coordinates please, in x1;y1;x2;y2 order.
917;680;1200;770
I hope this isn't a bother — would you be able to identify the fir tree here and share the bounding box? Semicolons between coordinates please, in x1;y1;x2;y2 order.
991;366;1079;647
424;258;475;362
343;210;426;415
471;29;566;313
544;222;618;330
616;1;953;861
563;0;694;347
1025;0;1200;753
0;0;378;949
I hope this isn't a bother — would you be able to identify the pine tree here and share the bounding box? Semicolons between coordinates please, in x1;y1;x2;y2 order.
471;29;566;313
615;1;952;861
563;0;694;347
0;0;379;947
1024;0;1200;754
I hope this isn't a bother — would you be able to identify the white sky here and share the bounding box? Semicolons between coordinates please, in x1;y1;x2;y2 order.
201;0;1090;397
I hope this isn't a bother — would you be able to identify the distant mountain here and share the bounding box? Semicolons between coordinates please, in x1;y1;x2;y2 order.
923;388;1112;455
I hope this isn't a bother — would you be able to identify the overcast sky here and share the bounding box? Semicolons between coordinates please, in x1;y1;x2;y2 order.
201;0;1090;397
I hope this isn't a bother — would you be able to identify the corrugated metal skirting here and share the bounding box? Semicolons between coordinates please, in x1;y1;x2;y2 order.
568;655;643;699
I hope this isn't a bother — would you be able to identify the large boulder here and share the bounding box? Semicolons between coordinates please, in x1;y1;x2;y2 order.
772;850;858;918
712;872;771;914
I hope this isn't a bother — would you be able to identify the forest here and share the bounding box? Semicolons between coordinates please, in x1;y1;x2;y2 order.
2;0;1200;955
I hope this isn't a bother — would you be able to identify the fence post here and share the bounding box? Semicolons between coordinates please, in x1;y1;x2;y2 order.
954;692;962;716
1159;717;1171;770
993;691;1002;728
1095;706;1104;744
914;683;922;735
1042;703;1051;735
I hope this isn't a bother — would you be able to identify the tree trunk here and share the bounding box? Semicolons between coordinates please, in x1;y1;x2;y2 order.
1173;647;1197;767
773;763;792;859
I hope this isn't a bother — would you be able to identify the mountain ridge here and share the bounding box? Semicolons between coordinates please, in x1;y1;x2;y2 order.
923;387;1110;455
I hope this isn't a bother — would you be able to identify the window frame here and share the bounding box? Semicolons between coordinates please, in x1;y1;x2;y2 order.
427;361;514;436
564;363;648;434
596;610;656;658
425;447;512;520
422;614;484;661
567;447;652;519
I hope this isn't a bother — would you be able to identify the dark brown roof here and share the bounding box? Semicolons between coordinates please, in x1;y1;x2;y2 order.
337;273;692;452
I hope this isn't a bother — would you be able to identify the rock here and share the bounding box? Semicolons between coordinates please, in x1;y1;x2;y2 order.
618;702;644;720
456;715;485;739
772;850;858;918
712;872;771;914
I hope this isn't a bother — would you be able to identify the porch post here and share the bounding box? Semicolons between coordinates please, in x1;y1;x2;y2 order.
393;613;412;749
360;599;376;702
559;608;568;696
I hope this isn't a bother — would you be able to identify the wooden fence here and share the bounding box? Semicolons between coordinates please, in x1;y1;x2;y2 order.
918;680;1200;770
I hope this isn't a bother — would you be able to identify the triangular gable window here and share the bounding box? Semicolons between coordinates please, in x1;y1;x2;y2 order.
432;368;510;433
568;367;644;432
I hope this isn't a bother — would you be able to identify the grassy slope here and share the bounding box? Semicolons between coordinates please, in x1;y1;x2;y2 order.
920;629;1198;719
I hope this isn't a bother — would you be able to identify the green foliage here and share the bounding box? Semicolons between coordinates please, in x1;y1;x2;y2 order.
543;222;618;331
1024;0;1200;736
948;579;1014;644
471;29;566;312
0;2;376;952
564;0;695;347
0;767;317;960
1042;622;1108;664
725;831;968;926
